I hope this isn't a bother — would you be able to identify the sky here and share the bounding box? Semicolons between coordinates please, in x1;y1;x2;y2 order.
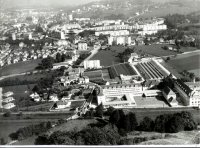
1;0;101;8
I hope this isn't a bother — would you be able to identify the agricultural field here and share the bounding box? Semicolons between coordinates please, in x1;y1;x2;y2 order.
0;59;41;76
167;51;200;76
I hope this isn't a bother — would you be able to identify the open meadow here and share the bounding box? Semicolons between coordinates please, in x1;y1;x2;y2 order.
167;51;200;76
0;59;41;76
91;45;199;67
91;46;126;66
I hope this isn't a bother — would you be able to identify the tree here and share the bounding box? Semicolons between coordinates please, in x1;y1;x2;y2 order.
95;103;104;118
35;134;49;145
189;73;195;81
128;112;138;131
36;57;55;70
122;115;131;132
56;53;62;63
32;85;40;93
154;115;167;133
139;117;154;131
162;46;168;50
180;111;197;131
105;106;115;116
142;93;146;98
109;109;120;125
3;111;11;117
61;54;68;62
0;137;7;145
166;114;184;133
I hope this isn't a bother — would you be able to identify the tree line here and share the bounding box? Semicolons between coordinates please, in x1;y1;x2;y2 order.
109;109;197;134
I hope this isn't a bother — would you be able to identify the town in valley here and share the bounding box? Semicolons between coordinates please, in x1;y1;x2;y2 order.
0;0;200;146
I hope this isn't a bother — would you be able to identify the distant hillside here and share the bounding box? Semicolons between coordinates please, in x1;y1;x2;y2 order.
73;0;200;19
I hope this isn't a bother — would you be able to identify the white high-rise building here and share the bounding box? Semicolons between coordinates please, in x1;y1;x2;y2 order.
12;33;16;40
60;31;65;40
84;60;101;69
68;14;73;21
108;36;131;45
29;33;32;40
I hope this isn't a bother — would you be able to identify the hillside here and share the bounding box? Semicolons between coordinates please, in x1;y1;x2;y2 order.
73;0;200;19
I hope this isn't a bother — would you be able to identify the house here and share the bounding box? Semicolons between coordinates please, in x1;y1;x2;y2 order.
78;42;88;50
62;94;72;101
78;76;90;84
30;93;41;102
53;61;70;69
108;35;131;46
128;53;139;63
3;91;14;97
162;86;178;106
94;43;101;50
56;100;71;109
3;97;15;103
49;94;59;102
3;103;15;109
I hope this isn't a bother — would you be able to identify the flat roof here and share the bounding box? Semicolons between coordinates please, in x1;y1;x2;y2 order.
134;96;169;108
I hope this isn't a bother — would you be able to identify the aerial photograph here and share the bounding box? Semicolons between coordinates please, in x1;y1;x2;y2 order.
0;0;200;146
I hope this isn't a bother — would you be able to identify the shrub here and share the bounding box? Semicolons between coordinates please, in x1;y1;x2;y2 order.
3;111;11;117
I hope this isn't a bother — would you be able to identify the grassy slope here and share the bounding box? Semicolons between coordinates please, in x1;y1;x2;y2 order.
167;51;200;76
0;59;41;76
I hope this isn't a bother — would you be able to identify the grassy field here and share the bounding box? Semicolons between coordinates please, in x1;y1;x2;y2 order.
91;45;198;67
91;46;126;66
48;119;97;135
167;51;200;76
135;44;198;57
0;112;74;143
3;84;34;100
12;119;97;145
0;59;41;76
0;120;45;142
0;70;55;87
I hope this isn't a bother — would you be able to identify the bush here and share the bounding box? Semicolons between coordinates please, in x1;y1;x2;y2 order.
104;106;115;116
0;137;7;145
3;111;11;117
9;121;52;141
35;124;120;145
138;117;154;131
95;103;104;118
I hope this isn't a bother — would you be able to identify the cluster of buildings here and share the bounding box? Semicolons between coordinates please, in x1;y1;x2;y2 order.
29;67;93;111
82;56;200;109
90;18;167;45
0;89;15;110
